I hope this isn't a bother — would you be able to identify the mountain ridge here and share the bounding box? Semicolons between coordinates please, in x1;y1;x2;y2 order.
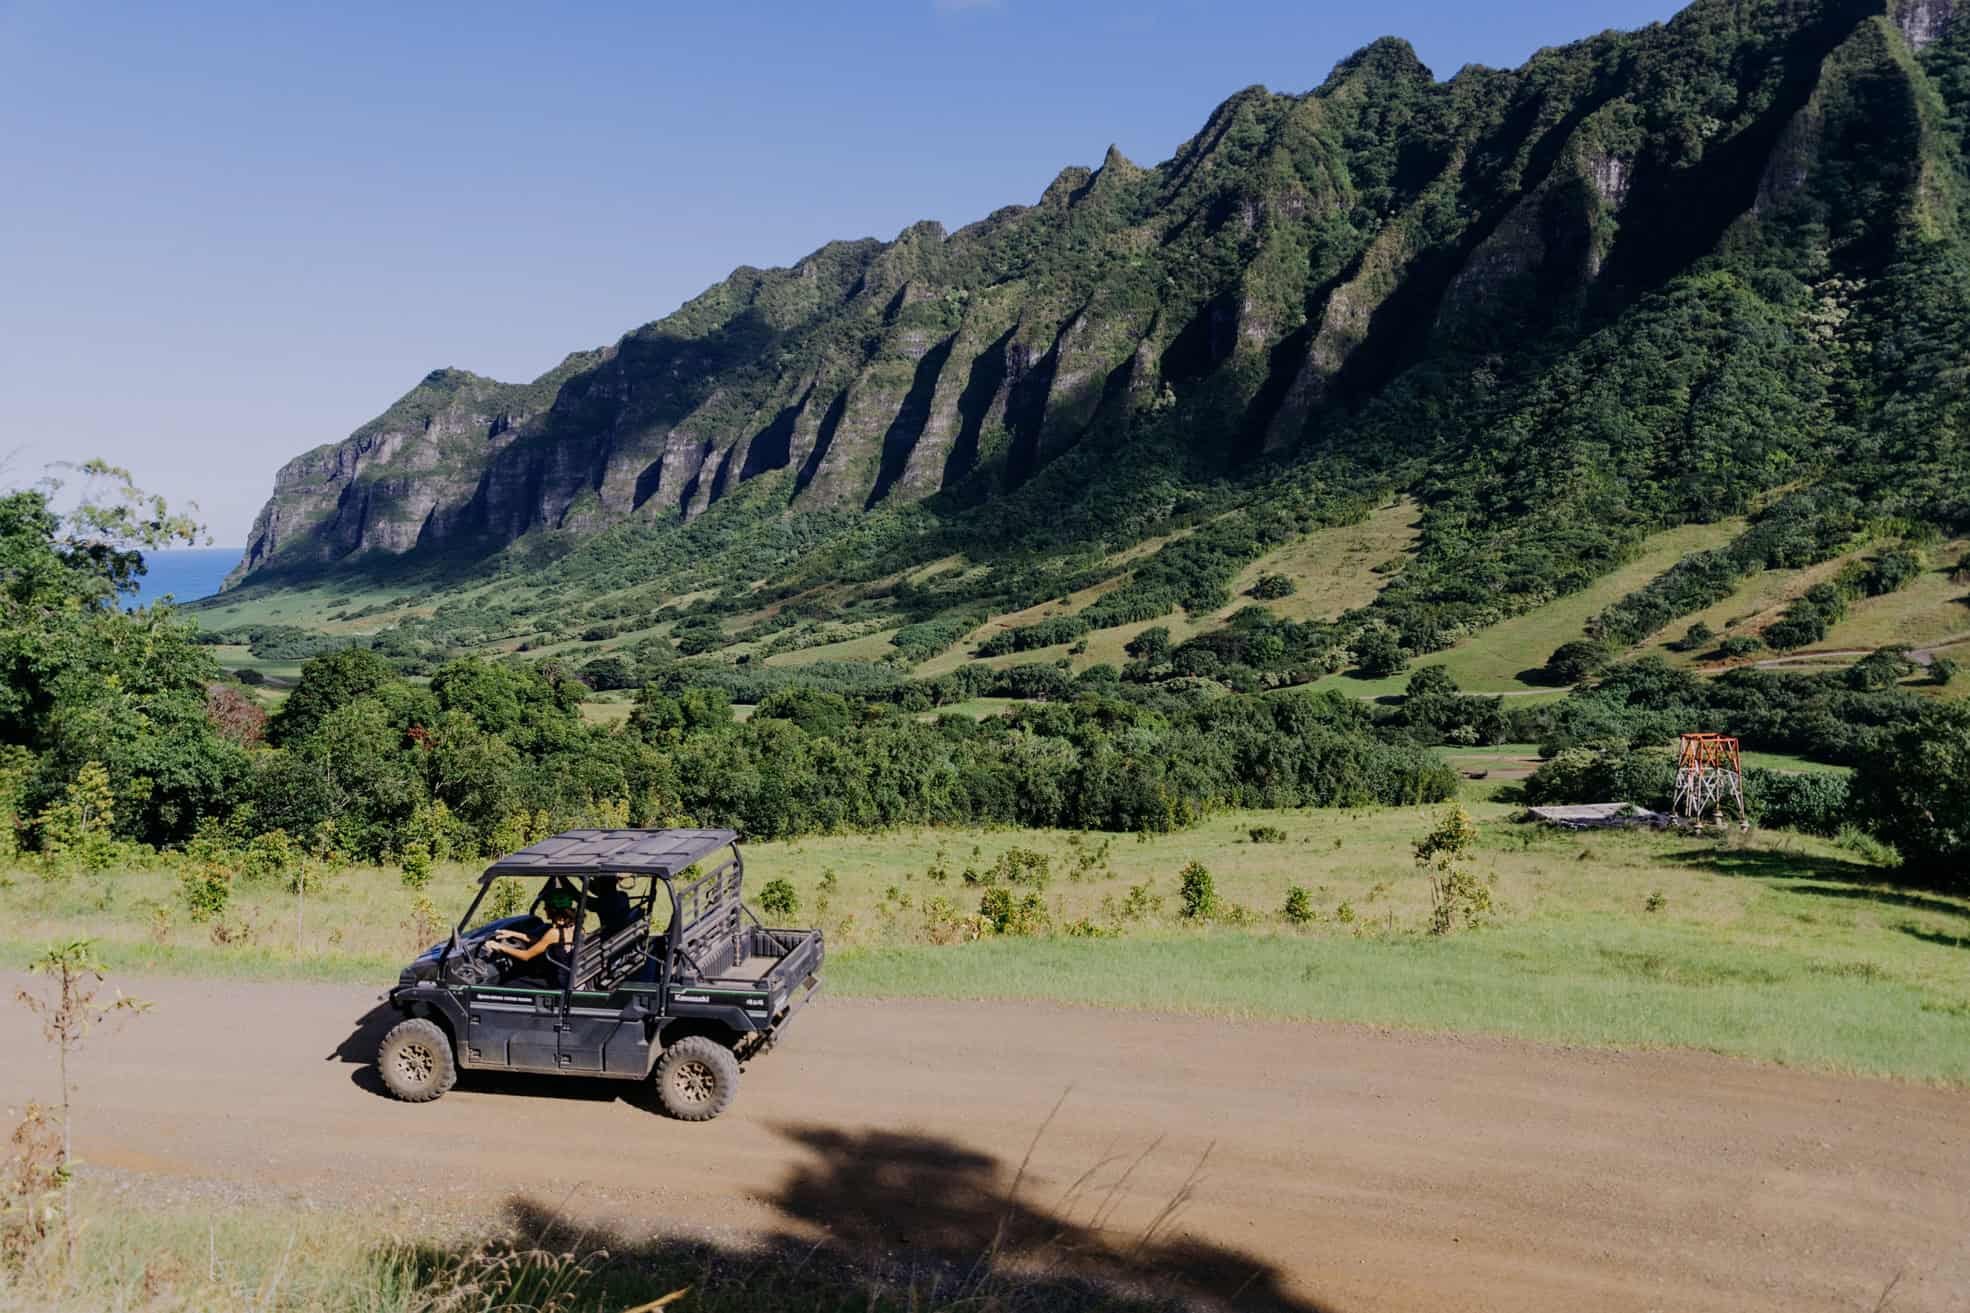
223;0;1970;690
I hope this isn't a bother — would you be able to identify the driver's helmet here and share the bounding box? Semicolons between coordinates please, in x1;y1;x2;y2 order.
543;889;578;918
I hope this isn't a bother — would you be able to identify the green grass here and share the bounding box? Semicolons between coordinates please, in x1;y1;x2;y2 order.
1817;542;1970;654
1220;498;1420;624
6;800;1967;1081
832;922;1970;1080
1312;520;1747;695
1635;540;1970;676
1739;750;1852;775
914;502;1422;679
763;625;904;667
920;697;1025;719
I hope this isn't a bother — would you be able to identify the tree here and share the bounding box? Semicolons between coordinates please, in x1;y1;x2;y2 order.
15;942;147;1264
32;762;116;872
1849;702;1970;883
1406;665;1459;701
1541;640;1612;686
1846;647;1915;692
204;683;268;746
1670;621;1715;652
0;469;240;848
1414;807;1489;934
269;647;398;745
0;460;201;610
1353;627;1409;678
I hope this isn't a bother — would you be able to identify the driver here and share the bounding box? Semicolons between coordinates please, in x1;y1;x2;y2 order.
488;888;578;984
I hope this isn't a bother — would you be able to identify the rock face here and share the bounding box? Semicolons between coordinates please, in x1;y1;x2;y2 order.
231;0;1956;586
1897;0;1954;48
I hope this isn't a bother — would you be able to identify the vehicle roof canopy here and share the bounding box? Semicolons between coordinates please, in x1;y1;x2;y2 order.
479;828;738;884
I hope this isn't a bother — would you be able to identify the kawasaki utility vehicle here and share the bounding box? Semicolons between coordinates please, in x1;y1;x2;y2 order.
378;828;822;1121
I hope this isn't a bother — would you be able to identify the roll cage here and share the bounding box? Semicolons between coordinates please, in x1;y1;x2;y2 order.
437;827;754;1004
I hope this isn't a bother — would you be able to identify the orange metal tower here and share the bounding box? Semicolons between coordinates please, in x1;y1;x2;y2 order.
1672;733;1749;831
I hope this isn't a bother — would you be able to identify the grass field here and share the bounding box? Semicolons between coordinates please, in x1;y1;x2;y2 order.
915;502;1424;679
763;625;905;667
1222;499;1421;624
1634;540;1970;672
1308;520;1748;697
1817;542;1970;653
5;791;1964;1081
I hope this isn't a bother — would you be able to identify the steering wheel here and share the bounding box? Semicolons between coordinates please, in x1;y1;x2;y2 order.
441;936;504;986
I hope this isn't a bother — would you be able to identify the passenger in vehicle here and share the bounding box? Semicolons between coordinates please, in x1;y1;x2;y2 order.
489;888;578;984
591;874;634;937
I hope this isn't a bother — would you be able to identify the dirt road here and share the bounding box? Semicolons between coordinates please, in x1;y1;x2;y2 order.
2;976;1965;1312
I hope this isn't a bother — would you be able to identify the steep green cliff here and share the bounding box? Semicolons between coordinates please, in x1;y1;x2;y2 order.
228;0;1970;672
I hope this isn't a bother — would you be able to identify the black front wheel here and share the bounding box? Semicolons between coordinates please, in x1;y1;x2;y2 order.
653;1036;740;1121
378;1018;457;1103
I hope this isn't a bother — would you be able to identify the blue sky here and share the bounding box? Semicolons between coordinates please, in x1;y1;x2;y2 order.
0;0;1682;542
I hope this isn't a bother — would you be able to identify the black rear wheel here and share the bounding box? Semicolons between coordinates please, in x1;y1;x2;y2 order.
653;1035;740;1121
378;1018;457;1102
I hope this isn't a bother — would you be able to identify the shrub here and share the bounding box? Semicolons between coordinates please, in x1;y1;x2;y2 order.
33;762;117;873
1713;635;1764;660
1668;621;1715;653
1414;807;1489;935
1858;548;1922;597
1250;573;1296;600
976;616;1090;658
1644;890;1666;913
1283;885;1314;925
1178;861;1218;920
1248;825;1288;844
487;878;527;919
1834;824;1900;866
400;842;434;891
891;615;981;662
1540;640;1612;686
1848;702;1970;880
1524;745;1675;810
240;828;301;887
177;858;232;922
978;887;1048;936
1749;770;1850;835
1106;881;1163;924
758;878;799;919
1353;627;1409;678
1846;647;1915;692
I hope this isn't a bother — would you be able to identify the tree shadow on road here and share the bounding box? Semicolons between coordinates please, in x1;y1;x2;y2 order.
397;1121;1337;1311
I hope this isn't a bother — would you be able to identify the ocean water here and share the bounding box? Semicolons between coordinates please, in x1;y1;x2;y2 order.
124;548;242;609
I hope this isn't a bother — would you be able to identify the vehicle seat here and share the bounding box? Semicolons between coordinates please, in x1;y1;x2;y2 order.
568;915;650;993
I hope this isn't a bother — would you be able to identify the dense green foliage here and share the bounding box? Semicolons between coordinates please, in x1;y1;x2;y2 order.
0;482;241;849
1511;655;1964;880
3;480;1465;862
1850;700;1970;876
